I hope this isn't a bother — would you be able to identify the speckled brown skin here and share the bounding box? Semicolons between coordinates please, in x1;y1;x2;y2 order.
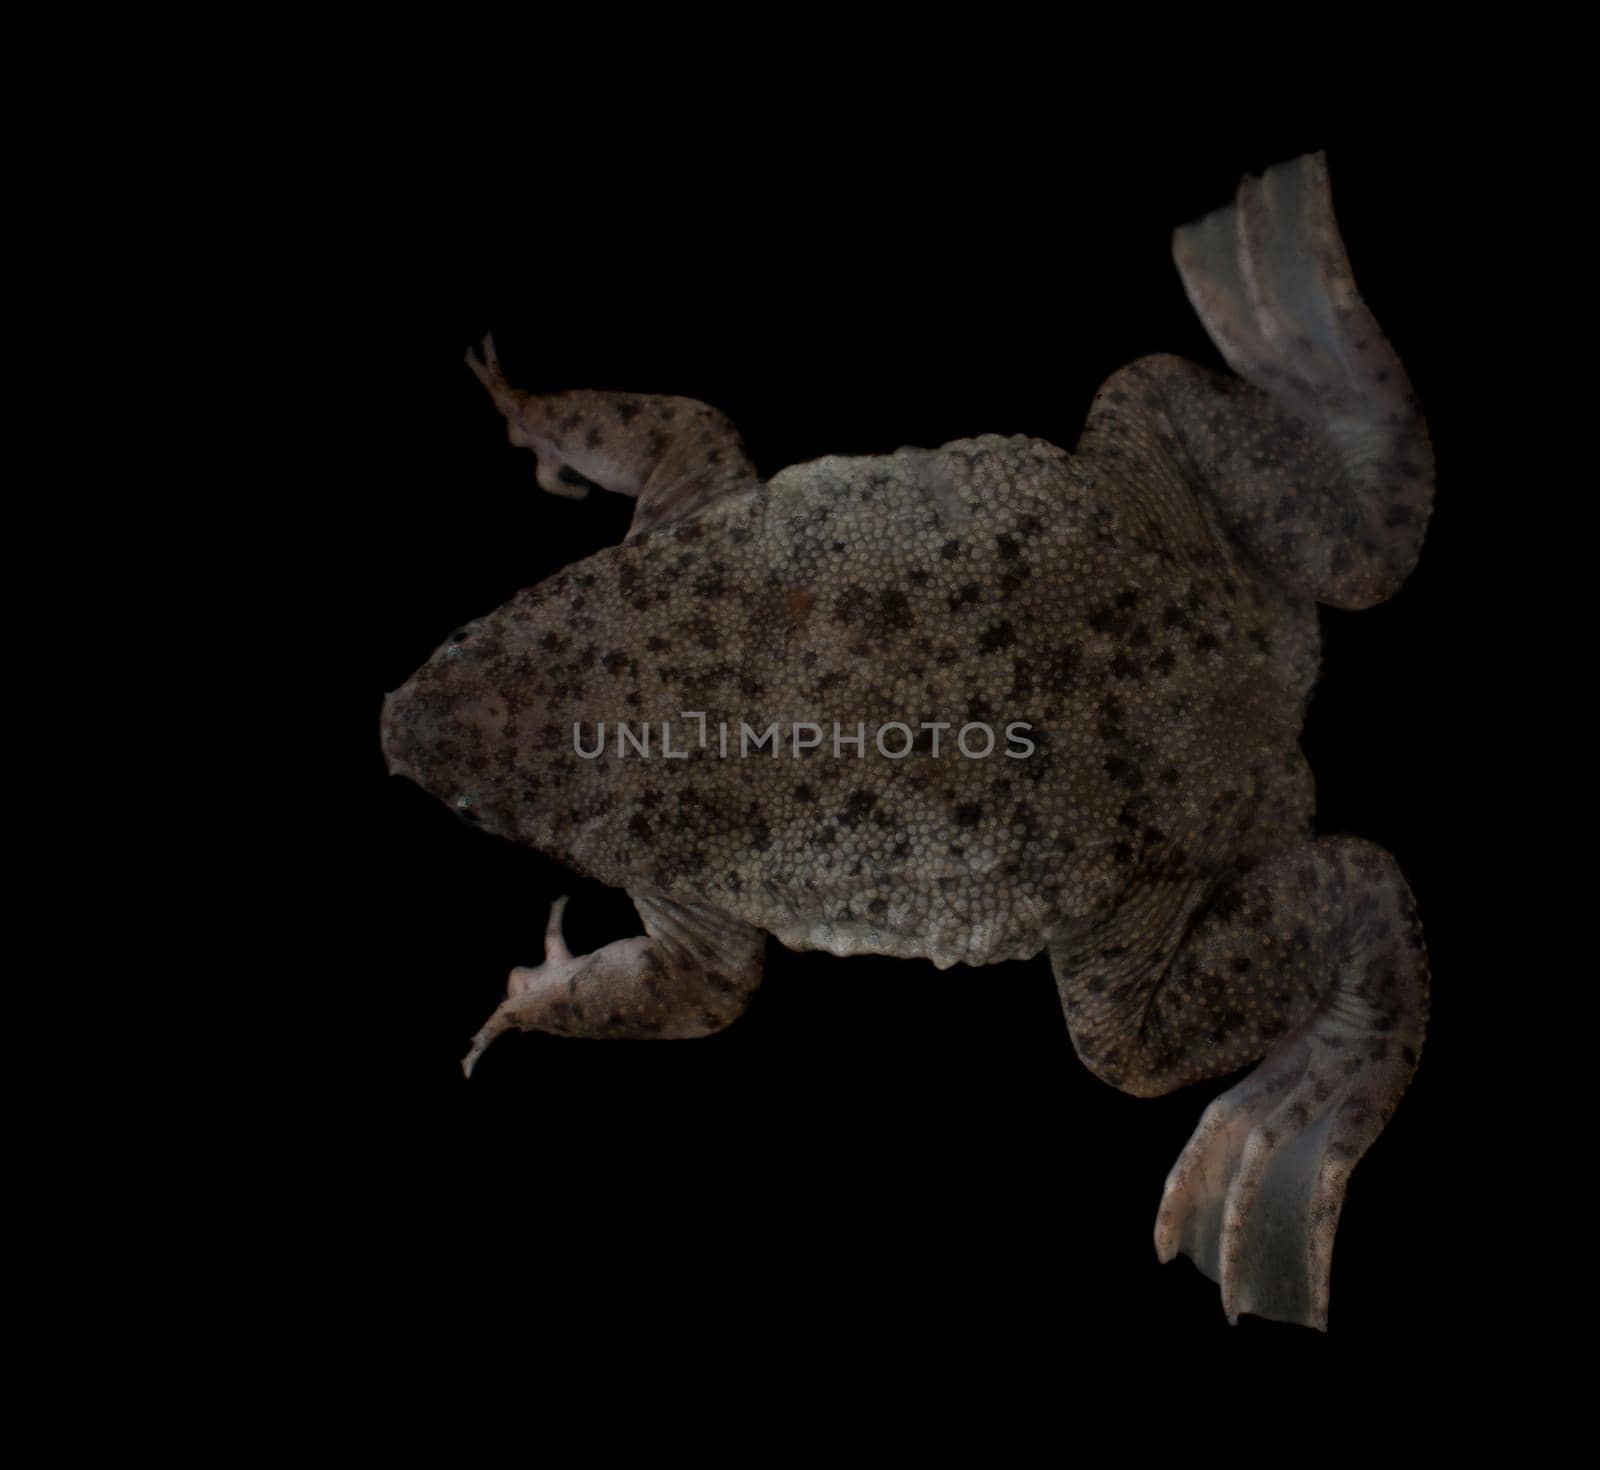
380;153;1431;1329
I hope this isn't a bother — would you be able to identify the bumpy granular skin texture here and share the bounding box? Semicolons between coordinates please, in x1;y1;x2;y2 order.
381;152;1434;1329
386;430;1318;976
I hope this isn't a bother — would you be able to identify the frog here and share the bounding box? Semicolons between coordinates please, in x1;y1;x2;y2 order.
379;152;1432;1331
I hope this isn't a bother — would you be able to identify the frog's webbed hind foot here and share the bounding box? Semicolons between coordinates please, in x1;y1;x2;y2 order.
1152;1023;1413;1331
1172;153;1412;430
1050;836;1427;1329
1148;840;1428;1330
465;333;759;538
1084;153;1433;610
462;891;765;1075
1170;152;1433;608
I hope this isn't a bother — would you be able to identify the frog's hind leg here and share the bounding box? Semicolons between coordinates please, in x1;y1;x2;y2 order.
1176;152;1432;607
1049;837;1427;1329
466;334;758;539
1083;152;1432;610
461;890;765;1074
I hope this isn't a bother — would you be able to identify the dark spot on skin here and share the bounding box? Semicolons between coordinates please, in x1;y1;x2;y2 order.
940;540;962;560
839;790;876;827
1103;756;1143;790
978;622;1015;653
954;802;982;828
878;589;914;630
832;584;870;624
615;400;641;424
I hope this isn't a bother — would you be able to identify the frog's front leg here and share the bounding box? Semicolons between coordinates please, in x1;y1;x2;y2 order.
462;890;766;1075
466;334;758;538
1050;837;1427;1329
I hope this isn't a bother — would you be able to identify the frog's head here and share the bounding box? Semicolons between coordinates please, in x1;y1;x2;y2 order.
380;615;520;838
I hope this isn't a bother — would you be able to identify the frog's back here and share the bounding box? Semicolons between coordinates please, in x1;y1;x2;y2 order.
508;432;1315;968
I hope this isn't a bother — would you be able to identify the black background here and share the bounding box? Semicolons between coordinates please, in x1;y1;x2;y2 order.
334;120;1485;1371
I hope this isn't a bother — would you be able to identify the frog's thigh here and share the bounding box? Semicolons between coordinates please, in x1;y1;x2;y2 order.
1050;837;1427;1329
462;891;766;1073
466;334;757;538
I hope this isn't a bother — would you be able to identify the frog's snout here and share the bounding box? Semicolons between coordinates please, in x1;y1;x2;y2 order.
380;679;443;784
380;667;504;807
379;685;416;780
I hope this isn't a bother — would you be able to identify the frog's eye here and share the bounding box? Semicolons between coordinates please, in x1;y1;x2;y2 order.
449;628;471;645
455;796;479;823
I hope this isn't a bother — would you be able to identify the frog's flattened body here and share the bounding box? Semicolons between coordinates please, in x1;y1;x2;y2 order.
423;435;1315;973
380;153;1432;1330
